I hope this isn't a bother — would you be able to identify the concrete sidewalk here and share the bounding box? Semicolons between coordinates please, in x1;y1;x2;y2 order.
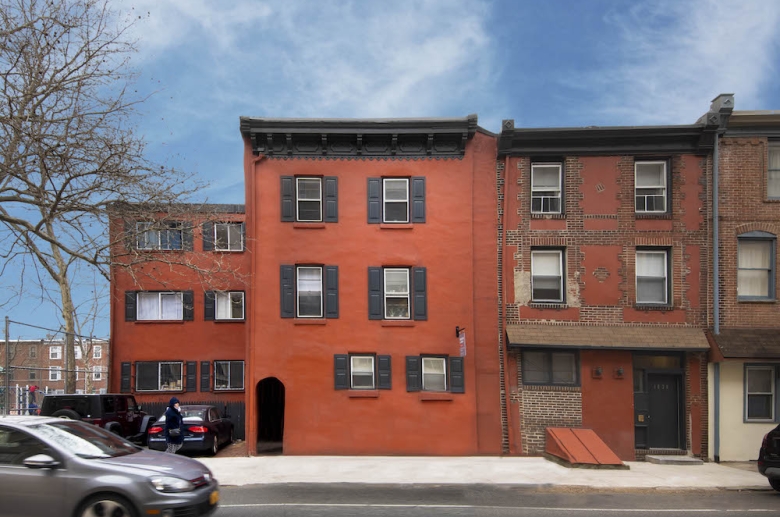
196;455;769;490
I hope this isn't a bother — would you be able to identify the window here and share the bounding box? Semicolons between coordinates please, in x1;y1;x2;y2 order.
422;357;447;391
297;266;323;318
92;366;103;381
531;250;564;303
334;354;391;390
746;365;776;421
522;350;579;386
49;346;62;360
280;265;339;319
135;361;183;391
214;291;245;320
281;176;337;223
635;161;667;213
350;356;375;389
29;371;36;380
636;249;669;305
769;145;780;199
531;163;562;214
368;267;427;320
368;177;425;224
0;429;51;466
74;347;82;360
405;355;464;393
384;268;410;319
93;345;102;359
214;222;244;251
29;346;36;359
137;291;184;321
136;221;185;250
738;233;776;300
49;367;62;381
214;361;244;390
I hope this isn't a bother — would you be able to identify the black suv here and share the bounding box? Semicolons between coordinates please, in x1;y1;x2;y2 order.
39;393;156;443
759;424;780;491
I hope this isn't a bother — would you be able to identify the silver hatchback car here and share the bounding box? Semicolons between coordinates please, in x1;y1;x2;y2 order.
0;415;219;517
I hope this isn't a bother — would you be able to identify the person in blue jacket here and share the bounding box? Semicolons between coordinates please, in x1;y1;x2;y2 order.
164;397;184;454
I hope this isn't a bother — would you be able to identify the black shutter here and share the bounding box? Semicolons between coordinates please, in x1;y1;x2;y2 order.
324;176;338;222
413;267;427;321
367;178;381;223
202;222;214;251
125;292;137;322
120;362;131;393
186;361;197;392
200;361;210;392
281;176;295;221
411;176;426;223
325;266;339;318
183;291;194;321
406;356;422;392
449;357;465;393
182;223;194;251
368;267;383;320
280;265;295;318
204;291;215;321
334;354;349;390
378;355;392;390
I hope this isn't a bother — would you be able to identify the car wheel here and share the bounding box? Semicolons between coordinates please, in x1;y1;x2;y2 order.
770;478;780;492
210;436;219;456
77;494;137;517
51;409;81;420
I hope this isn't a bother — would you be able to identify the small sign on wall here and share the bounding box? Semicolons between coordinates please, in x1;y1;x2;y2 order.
459;332;466;357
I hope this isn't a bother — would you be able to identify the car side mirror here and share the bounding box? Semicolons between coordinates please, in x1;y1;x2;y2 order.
24;454;60;470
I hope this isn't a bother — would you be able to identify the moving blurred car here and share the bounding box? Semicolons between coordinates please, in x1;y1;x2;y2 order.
148;405;234;456
0;415;219;517
758;424;780;491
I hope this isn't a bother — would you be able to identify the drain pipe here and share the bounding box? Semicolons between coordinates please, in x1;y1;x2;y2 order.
712;107;723;463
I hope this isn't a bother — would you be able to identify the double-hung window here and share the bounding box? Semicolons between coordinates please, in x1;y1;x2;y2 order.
635;161;667;213
297;266;323;318
29;345;36;359
49;346;62;360
296;178;322;222
769;145;780;199
350;355;375;389
368;266;427;320
334;354;391;390
281;176;338;222
636;249;670;305
383;178;409;223
531;163;562;214
92;366;103;381
531;250;564;303
136;361;183;391
49;367;62;381
137;292;184;321
522;349;579;386
280;265;338;319
93;345;102;359
215;360;244;390
214;223;244;251
738;232;776;300
368;177;426;224
746;365;776;421
405;355;465;393
74;347;82;360
422;357;447;391
136;222;184;250
384;268;410;319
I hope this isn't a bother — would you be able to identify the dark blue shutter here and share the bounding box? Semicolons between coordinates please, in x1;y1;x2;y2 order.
202;222;214;251
411;176;426;223
325;266;339;319
183;291;194;321
413;267;427;321
183;223;194;250
406;356;422;392
281;176;295;221
120;362;131;393
324;176;338;222
378;355;392;390
204;291;215;321
334;354;349;390
367;178;381;223
368;267;383;320
186;361;197;392
125;292;137;322
280;265;295;318
449;357;465;393
200;361;210;392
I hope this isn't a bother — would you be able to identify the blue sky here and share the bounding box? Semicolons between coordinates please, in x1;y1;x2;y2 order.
4;0;780;339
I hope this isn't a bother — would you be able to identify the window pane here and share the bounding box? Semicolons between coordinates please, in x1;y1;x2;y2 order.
637;252;666;276
215;224;229;249
227;224;242;250
385;298;410;318
739;241;771;268
769;147;780;198
351;356;374;373
748;368;773;393
352;373;375;389
297;178;321;200
422;358;447;392
384;202;408;222
637;278;666;304
160;293;182;320
738;270;770;297
384;179;408;201
532;165;561;189
216;292;231;319
748;395;773;419
523;351;548;384
532;276;562;301
230;292;244;319
385;270;409;294
160;363;182;391
551;353;576;384
297;267;322;317
298;201;321;221
137;363;158;391
137;293;159;320
636;163;665;187
532;252;561;275
229;361;244;389
215;362;228;389
422;358;445;374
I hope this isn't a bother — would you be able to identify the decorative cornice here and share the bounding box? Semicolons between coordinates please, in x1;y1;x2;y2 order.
239;115;478;158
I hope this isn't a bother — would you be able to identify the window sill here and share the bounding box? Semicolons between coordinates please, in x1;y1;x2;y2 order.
349;390;379;398
738;298;776;304
133;320;185;324
214;319;246;323
379;223;413;230
212;249;245;253
635;212;672;220
529;303;567;309
213;389;245;393
293;223;326;229
136;390;185;393
419;392;454;401
381;320;415;327
633;304;674;311
530;213;565;219
294;319;327;325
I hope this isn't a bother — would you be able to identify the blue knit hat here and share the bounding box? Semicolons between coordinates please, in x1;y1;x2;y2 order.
169;397;180;407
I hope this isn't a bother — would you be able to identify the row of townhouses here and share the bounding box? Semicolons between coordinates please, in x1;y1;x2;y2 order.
107;94;780;462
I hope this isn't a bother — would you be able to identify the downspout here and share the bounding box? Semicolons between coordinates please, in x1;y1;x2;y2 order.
713;131;720;463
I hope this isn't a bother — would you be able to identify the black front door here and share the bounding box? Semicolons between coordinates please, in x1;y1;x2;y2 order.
647;373;681;449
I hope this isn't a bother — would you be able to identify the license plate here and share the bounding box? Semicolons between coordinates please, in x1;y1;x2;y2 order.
209;490;219;505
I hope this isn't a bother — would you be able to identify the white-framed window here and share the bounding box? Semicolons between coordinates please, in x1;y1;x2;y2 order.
74;347;82;360
49;346;62;360
531;163;562;214
137;291;183;321
297;266;323;318
215;360;244;390
350;355;375;389
746;365;776;421
29;345;36;359
93;345;102;359
214;222;244;251
216;291;245;320
522;349;579;386
135;221;184;250
135;361;183;391
383;178;409;223
92;366;103;381
738;235;775;300
531;250;564;303
384;268;410;319
635;161;667;213
296;177;322;222
636;249;669;304
422;357;447;392
769;144;780;199
49;367;62;381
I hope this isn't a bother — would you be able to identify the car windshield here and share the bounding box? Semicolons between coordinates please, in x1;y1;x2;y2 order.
30;420;139;459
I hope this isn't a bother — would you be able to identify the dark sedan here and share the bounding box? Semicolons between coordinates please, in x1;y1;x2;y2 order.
759;424;780;491
148;405;234;456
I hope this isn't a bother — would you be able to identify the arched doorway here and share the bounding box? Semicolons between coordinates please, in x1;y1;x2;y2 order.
256;377;284;454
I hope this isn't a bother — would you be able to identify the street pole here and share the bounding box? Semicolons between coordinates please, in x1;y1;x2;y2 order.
5;317;10;415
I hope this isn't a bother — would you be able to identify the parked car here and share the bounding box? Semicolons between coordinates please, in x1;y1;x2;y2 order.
39;393;156;444
0;415;219;517
758;424;780;491
148;405;234;456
